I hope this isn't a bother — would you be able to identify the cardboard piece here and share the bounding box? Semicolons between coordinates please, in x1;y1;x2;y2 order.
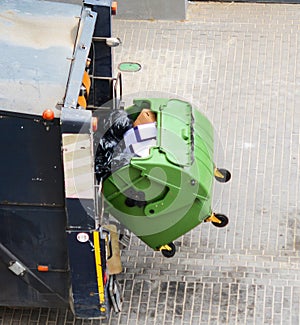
133;109;156;127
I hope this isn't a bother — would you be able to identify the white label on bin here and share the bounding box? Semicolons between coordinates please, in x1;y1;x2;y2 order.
76;232;89;243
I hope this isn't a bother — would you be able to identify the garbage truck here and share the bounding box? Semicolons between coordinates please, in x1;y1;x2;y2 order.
0;0;122;319
0;0;231;319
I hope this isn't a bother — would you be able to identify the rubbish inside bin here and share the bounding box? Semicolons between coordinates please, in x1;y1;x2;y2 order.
95;109;133;181
95;108;158;181
133;108;156;127
123;122;157;157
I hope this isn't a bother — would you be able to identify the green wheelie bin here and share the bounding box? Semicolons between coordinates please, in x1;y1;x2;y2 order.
102;98;231;257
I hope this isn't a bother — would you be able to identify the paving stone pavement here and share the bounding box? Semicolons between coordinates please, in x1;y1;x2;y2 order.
0;2;300;325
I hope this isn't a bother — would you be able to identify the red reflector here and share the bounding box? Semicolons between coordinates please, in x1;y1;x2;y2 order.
42;109;54;121
112;1;117;15
103;272;107;285
37;265;49;272
92;117;98;132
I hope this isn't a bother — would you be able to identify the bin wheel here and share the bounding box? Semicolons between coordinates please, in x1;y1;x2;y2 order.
212;214;229;228
161;243;176;258
214;168;231;183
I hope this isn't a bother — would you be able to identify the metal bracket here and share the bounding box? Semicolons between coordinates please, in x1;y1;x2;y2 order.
64;8;97;109
214;168;225;179
204;213;221;224
8;260;26;276
159;245;172;251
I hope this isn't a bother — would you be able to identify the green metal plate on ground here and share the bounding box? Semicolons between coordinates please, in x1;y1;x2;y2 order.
118;62;141;72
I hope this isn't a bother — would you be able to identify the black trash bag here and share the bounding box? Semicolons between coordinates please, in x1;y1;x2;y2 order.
95;110;133;182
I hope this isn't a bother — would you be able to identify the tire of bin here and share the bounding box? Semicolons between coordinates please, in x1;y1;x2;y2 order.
212;214;229;228
161;243;176;258
215;169;231;183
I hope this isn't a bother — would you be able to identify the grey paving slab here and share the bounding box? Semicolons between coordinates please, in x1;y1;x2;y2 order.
0;2;300;325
